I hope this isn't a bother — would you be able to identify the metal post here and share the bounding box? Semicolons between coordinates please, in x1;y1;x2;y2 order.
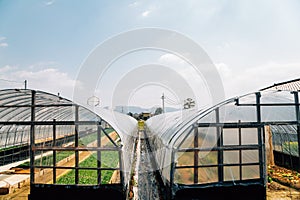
97;123;101;184
255;92;265;182
30;90;36;185
193;125;199;184
53;119;56;184
238;120;242;180
293;92;300;170
75;105;79;184
161;93;165;113
118;148;124;185
170;150;175;199
216;108;223;183
24;80;27;90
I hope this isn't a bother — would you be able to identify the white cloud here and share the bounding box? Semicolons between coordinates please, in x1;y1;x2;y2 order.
44;0;55;6
0;36;8;48
0;65;16;73
128;1;139;8
0;43;8;47
142;10;151;17
0;64;76;99
158;53;185;65
216;63;231;78
140;5;158;17
216;61;300;98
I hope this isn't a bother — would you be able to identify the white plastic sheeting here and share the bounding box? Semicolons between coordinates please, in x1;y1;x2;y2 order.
146;90;299;187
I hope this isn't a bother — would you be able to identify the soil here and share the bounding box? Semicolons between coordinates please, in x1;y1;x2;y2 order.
1;172;299;200
267;165;300;200
268;165;300;190
267;181;300;200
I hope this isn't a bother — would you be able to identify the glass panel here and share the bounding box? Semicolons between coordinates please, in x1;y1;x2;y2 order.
56;151;75;167
109;170;121;184
101;151;119;168
174;168;194;184
198;127;217;148
224;151;239;164
101;129;119;147
199;151;218;165
102;170;116;184
242;150;259;164
241;128;258;145
79;151;97;168
34;150;53;167
34;167;53;184
261;106;295;122
221;105;257;123
79;169;98;184
56;169;75;184
199;112;216;123
179;133;194;148
223;128;239;145
242;165;260;180
198;167;218;184
224;166;240;181
177;152;194;166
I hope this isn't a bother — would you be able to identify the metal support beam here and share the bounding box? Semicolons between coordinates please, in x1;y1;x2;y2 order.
194;125;198;184
238;120;242;180
216;108;223;183
75;105;79;184
170;150;175;198
97;123;101;184
255;92;265;183
53;119;56;184
30;90;36;185
293;92;300;171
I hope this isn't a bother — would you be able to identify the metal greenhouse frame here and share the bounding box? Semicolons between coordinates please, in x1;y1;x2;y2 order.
0;89;137;200
0;88;299;200
147;90;300;200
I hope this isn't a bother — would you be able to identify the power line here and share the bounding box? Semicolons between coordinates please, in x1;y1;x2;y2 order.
165;96;181;105
0;78;27;89
164;98;181;105
0;78;23;84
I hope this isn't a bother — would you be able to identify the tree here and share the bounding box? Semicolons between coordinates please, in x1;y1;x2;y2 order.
154;107;163;115
183;98;195;109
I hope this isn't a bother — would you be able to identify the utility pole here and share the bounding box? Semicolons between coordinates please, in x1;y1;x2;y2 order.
161;93;165;113
24;80;27;90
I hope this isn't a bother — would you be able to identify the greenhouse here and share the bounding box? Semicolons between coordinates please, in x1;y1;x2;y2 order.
0;89;137;199
0;87;299;200
146;90;300;199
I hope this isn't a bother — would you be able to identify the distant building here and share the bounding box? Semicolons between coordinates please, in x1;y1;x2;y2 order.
141;112;151;120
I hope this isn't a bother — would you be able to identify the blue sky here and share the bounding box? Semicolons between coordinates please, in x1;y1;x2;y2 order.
0;0;300;108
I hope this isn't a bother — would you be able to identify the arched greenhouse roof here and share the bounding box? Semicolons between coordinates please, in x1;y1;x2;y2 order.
147;90;299;149
260;78;300;91
0;89;137;148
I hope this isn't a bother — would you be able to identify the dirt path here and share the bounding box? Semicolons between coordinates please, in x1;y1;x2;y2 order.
267;181;300;200
0;131;118;200
127;131;162;200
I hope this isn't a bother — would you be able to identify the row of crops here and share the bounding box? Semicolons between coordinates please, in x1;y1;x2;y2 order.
15;128;119;184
